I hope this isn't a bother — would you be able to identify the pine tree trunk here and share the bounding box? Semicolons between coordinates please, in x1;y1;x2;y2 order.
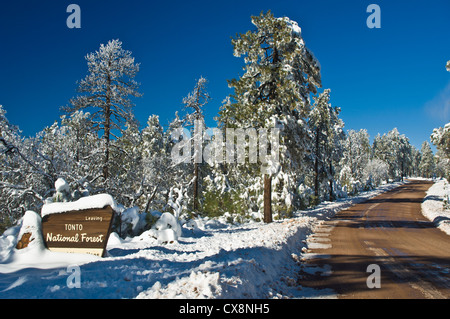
264;174;272;223
193;162;199;211
103;116;110;180
103;73;112;181
401;160;405;181
329;162;334;201
314;127;320;198
314;158;319;198
262;47;278;224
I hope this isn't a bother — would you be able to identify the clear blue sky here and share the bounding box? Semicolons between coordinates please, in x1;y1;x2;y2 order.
1;0;449;150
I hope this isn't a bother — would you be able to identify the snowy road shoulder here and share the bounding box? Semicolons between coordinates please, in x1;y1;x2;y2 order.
421;178;450;236
0;182;405;299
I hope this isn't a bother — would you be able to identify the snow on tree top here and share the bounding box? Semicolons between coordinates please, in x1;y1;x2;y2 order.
55;178;70;193
41;194;118;217
277;17;302;37
276;16;321;72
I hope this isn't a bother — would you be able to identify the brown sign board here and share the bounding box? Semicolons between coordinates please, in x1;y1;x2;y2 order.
41;205;115;257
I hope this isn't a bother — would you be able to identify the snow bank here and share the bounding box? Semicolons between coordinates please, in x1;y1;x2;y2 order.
41;194;118;217
421;178;450;235
135;217;316;299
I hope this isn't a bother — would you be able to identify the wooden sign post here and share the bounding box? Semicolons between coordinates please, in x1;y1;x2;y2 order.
41;205;115;257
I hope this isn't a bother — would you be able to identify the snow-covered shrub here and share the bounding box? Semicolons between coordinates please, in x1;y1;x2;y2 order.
150;212;182;243
167;187;184;220
332;180;348;199
147;187;185;243
0;222;21;263
117;206;147;238
297;184;314;209
201;188;248;219
53;178;72;202
363;159;389;187
443;179;450;210
44;178;90;206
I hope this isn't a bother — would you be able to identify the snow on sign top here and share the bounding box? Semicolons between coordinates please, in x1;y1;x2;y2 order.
41;194;118;217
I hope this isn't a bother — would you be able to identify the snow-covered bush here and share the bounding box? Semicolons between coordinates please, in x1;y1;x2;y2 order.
363;159;389;187
147;187;185;243
150;212;182;243
443;180;450;210
431;122;450;181
118;206;147;238
201;186;253;220
297;184;314;209
53;178;72;202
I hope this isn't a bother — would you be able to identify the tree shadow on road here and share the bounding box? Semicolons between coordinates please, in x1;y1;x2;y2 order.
298;254;450;299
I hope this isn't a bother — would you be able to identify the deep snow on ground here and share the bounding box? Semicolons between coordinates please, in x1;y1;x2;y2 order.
421;178;450;235
2;180;444;299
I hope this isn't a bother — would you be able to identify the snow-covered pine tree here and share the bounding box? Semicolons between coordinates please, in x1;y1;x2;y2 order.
431;122;450;159
218;11;321;222
164;112;187;210
59;110;102;192
63;39;142;182
397;134;413;181
431;59;449;180
0;105;28;230
363;158;389;187
410;146;422;177
182;77;210;212
372;133;390;179
430;119;450;180
32;111;102;202
309;89;345;201
111;120;144;207
372;128;412;181
0;105;58;226
339;129;370;193
435;149;450;180
419;141;435;178
141;114;170;213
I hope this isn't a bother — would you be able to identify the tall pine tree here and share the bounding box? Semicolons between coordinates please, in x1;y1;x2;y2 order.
218;11;321;222
419;141;435;178
63;39;142;182
182;77;210;212
309;89;345;201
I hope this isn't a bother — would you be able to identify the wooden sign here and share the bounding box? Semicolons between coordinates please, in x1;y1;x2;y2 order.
41;205;115;257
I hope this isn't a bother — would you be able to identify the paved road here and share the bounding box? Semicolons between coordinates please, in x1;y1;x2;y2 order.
299;180;450;299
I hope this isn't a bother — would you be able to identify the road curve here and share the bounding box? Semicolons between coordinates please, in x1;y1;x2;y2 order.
299;180;450;299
